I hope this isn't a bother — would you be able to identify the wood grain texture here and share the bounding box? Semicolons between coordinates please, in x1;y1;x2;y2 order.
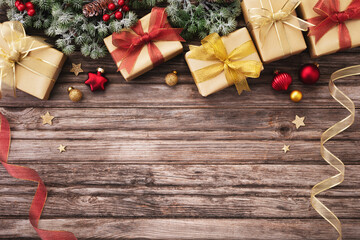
1;8;360;240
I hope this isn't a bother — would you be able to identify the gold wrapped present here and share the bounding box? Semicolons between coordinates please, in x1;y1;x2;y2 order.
242;0;313;63
299;0;360;58
0;21;66;100
185;28;263;97
104;7;184;81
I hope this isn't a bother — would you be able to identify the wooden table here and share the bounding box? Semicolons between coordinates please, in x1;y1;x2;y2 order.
1;9;360;240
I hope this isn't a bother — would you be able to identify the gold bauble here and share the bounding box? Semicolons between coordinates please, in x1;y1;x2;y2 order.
68;87;83;102
165;71;178;86
290;90;303;103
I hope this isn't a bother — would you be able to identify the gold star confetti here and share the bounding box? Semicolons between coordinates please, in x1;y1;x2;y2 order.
41;112;54;125
282;144;290;153
70;63;83;76
292;115;305;129
57;144;66;153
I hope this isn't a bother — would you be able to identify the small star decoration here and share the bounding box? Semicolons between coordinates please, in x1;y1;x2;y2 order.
57;144;66;153
70;63;84;76
292;115;305;129
282;144;290;153
41;112;54;125
85;68;108;91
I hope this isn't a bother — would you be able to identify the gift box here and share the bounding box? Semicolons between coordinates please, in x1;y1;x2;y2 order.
241;0;311;63
185;28;263;97
299;0;360;58
104;7;184;81
0;21;66;100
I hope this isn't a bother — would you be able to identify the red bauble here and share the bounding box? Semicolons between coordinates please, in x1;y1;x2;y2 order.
114;11;123;19
102;14;110;22
122;5;129;12
15;0;21;7
108;3;116;10
118;0;125;6
25;2;34;10
272;71;292;91
17;4;26;11
85;68;108;91
27;8;35;16
299;63;320;84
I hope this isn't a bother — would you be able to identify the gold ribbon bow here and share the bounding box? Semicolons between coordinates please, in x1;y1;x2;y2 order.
0;21;57;98
248;0;314;55
311;65;359;240
187;33;262;95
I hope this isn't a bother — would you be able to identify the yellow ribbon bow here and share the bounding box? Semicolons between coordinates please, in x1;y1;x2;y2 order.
187;33;262;95
248;0;314;55
0;21;57;98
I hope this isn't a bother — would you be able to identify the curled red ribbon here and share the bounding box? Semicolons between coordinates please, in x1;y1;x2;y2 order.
111;7;185;74
0;113;77;240
308;0;360;49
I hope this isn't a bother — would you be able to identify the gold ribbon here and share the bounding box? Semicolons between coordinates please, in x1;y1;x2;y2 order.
311;65;360;240
248;0;314;56
0;21;58;98
187;33;262;95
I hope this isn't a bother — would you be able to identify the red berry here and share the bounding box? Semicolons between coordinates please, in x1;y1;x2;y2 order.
27;8;35;16
108;3;116;11
114;11;123;19
122;5;129;12
15;0;21;7
17;4;26;11
25;2;34;9
118;0;125;7
102;14;110;22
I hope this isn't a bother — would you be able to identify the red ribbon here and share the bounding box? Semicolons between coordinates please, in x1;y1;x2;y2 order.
308;0;360;49
0;113;77;240
111;7;184;74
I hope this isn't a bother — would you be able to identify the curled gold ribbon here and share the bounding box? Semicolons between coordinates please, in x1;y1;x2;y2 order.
311;65;360;240
248;0;314;56
187;33;262;95
0;21;57;98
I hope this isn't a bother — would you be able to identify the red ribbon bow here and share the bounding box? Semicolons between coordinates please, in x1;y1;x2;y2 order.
0;114;77;240
308;0;360;49
111;7;185;74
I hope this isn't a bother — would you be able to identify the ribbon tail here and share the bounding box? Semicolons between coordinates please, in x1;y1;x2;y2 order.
119;46;143;74
308;17;336;43
283;14;315;31
224;65;250;95
338;23;352;50
147;42;164;67
193;63;224;84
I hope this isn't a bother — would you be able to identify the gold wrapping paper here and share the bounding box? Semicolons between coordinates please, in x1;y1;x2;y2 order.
185;28;263;97
0;22;66;100
242;0;307;63
299;0;360;58
104;13;183;81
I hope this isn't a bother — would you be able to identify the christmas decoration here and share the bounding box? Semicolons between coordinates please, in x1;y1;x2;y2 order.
41;112;54;125
0;21;66;100
299;63;320;84
57;144;67;153
0;114;77;240
299;0;360;57
242;0;314;63
70;63;84;76
290;90;303;103
292;115;305;129
14;0;36;16
185;28;262;97
272;71;292;91
282;144;290;153
85;67;108;91
311;65;359;240
165;71;178;86
0;0;138;59
68;87;83;102
104;7;184;81
166;0;241;40
83;0;130;22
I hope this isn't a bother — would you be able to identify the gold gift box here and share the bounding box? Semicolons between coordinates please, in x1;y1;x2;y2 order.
241;0;307;63
298;0;360;58
185;28;263;97
104;13;183;81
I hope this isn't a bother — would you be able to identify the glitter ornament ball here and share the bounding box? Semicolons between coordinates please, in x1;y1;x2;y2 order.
165;71;178;86
299;63;320;84
272;71;292;91
68;87;83;102
290;90;303;103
